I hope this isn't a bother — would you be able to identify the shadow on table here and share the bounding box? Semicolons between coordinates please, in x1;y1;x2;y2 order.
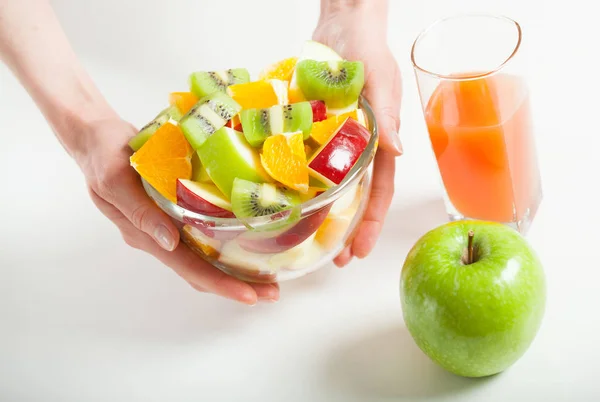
56;196;448;344
283;196;448;295
325;324;497;400
380;197;448;246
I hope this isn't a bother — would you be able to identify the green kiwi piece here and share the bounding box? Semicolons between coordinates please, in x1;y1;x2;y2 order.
295;60;364;109
231;178;301;219
189;68;250;98
128;105;182;151
179;91;241;149
240;102;313;147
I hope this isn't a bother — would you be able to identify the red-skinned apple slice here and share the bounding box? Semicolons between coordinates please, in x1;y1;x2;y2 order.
176;179;235;218
310;100;327;122
308;117;370;187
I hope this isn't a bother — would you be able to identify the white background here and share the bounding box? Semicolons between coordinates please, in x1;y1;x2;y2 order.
1;0;599;401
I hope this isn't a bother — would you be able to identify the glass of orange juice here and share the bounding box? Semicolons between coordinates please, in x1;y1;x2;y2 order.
411;14;542;234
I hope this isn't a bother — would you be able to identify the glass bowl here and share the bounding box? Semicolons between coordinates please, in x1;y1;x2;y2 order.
142;97;378;283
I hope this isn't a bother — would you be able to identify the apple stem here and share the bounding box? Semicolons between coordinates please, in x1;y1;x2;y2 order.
467;230;475;265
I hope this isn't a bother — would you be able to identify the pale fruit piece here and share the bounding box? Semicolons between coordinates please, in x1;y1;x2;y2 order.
219;240;281;274
268;233;322;270
299;40;342;63
181;224;221;259
197;127;270;199
330;183;361;215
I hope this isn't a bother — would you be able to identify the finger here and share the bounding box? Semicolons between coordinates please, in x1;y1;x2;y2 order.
251;283;280;302
334;246;353;267
190;283;208;293
155;244;260;305
100;168;180;252
364;63;403;156
351;150;396;258
91;188;258;305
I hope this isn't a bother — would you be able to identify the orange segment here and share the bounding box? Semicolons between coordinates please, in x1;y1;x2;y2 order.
260;132;309;193
315;215;352;250
310;111;355;145
227;80;287;109
288;86;306;104
310;109;367;145
169;92;198;115
181;225;220;259
130;122;193;203
259;57;298;81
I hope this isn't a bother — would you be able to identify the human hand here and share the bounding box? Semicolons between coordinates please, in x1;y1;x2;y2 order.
76;116;280;305
312;1;403;266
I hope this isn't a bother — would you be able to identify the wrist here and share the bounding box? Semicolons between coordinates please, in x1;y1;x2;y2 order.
319;0;388;22
30;66;120;163
49;94;119;164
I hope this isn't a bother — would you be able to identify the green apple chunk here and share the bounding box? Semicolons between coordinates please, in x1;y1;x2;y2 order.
191;152;213;183
197;127;270;199
400;221;546;378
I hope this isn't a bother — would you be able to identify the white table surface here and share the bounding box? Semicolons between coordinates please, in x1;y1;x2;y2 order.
1;0;599;401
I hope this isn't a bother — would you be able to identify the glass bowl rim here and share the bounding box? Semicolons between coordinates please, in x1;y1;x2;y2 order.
410;13;522;81
142;95;378;231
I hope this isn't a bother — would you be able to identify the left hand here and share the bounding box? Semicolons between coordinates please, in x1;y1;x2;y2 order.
312;4;403;266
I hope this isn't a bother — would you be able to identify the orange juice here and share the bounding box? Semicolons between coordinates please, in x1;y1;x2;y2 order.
425;73;541;223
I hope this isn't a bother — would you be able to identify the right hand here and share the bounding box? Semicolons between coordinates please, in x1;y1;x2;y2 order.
75;115;280;305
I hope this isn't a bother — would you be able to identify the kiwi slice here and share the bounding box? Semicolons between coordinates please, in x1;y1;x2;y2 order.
240;102;313;147
189;68;250;99
179;92;241;149
128;105;182;151
295;60;364;109
231;178;301;219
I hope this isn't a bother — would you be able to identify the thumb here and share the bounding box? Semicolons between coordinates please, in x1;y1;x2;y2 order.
363;66;403;156
103;170;181;251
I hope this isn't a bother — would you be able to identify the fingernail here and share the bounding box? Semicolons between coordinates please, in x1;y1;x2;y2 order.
154;225;175;251
391;129;403;156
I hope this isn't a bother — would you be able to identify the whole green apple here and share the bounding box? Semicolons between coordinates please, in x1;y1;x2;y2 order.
400;220;546;378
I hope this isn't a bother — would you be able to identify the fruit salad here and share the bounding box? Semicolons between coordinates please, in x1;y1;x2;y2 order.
129;40;376;283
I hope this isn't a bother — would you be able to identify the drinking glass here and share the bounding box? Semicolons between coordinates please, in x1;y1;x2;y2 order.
411;14;542;234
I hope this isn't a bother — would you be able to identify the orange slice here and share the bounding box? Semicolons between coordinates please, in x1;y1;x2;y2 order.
227;79;288;109
314;215;352;250
260;132;309;193
314;186;361;250
259;57;298;81
181;224;220;259
310;109;367;145
130;122;193;203
169;92;198;115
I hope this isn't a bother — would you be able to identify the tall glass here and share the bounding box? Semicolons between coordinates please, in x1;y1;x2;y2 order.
411;14;542;235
